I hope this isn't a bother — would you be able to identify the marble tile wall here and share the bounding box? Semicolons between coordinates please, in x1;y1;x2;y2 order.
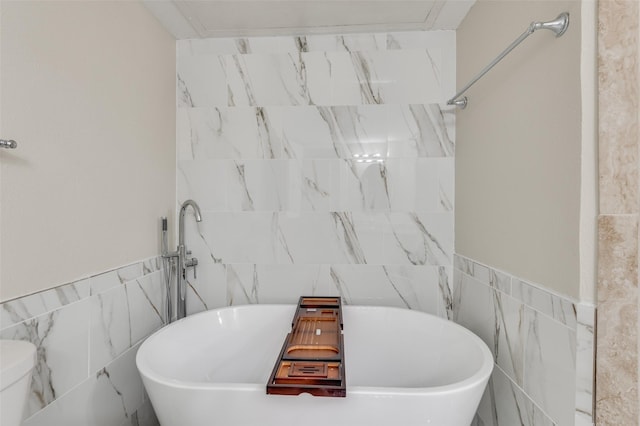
176;31;457;317
596;0;640;424
454;255;595;426
0;258;164;426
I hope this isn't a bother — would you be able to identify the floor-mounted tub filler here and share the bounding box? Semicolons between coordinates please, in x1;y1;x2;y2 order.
136;304;493;426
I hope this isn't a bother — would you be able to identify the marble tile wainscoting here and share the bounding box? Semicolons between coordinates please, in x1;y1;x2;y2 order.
454;255;595;426
0;258;165;426
176;31;457;318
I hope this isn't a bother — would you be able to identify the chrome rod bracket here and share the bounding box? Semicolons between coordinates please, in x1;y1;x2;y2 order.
534;12;570;37
0;139;17;149
447;97;468;109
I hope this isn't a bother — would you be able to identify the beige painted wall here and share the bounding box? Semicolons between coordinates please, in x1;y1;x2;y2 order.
455;0;583;299
0;1;176;301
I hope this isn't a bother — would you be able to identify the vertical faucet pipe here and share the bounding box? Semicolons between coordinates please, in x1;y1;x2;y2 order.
177;200;202;320
161;217;172;323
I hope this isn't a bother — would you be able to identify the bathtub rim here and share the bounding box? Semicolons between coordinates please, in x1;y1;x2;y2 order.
136;304;494;396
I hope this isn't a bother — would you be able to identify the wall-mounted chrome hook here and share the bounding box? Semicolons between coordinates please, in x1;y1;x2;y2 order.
0;139;17;149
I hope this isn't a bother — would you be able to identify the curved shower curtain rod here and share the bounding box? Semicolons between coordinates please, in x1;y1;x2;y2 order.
447;12;570;109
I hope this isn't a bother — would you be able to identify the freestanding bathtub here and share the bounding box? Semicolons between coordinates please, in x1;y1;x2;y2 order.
136;304;493;426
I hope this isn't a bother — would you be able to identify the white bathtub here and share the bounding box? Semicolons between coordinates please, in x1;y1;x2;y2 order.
136;304;493;426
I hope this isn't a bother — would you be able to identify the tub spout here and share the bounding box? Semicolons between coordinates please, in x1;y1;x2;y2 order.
179;200;202;246
177;200;202;320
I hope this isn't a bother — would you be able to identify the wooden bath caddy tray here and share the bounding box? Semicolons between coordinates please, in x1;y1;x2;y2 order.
267;297;346;397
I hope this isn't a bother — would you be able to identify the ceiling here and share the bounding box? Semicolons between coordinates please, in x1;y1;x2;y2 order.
142;0;476;39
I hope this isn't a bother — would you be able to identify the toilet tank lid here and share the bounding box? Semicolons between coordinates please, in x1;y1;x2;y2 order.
0;340;37;391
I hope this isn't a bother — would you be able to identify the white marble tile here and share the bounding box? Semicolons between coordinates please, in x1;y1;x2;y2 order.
302;52;333;106
331;265;440;313
452;271;496;358
473;371;499;426
470;414;487;426
437;266;454;319
382;212;453;266
329;265;386;307
454;257;588;426
226;159;296;211
348;34;387;51
142;258;162;276
493;291;525;386
185;263;227;315
280;34;387;53
238;36;286;54
414;157;456;213
6;260;161;425
177;107;283;161
224;53;313;106
454;255;511;294
387;104;454;157
128;398;159;426
328;34;386;52
180;214;223;272
22;375;93;426
341;160;391;211
176;108;195;161
287;35;334;52
95;343;145;422
0;278;90;330
387;32;456;101
196;212;277;264
1;299;90;417
126;272;165;346
283;105;389;160
297;159;341;211
336;105;389;157
436;157;455;211
512;279;577;330
344;212;389;264
488;269;512;295
90;263;143;296
327;51;366;105
226;264;260;305
275;212;381;264
523;308;576;426
221;55;255;106
23;343;146;426
177;54;227;107
491;366;556;426
454;254;474;276
415;159;442;212
178;160;229;211
373;49;443;104
575;303;595;423
90;271;124;296
466;258;491;284
574;412;594;426
346;51;386;104
90;285;131;373
384;159;419;211
280;106;341;159
226;264;332;305
342;158;443;212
